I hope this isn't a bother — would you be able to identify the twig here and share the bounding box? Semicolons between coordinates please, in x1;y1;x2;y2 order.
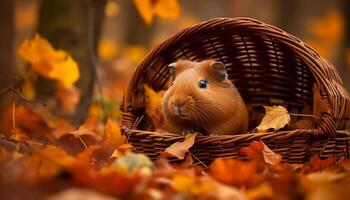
78;135;88;149
190;152;208;169
0;87;46;105
289;113;316;118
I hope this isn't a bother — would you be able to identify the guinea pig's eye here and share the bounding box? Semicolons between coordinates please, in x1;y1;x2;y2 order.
199;79;207;89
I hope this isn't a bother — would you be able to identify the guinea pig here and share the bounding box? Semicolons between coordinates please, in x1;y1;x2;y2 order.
162;59;248;135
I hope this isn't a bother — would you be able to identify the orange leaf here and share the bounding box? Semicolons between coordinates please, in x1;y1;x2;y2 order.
18;34;80;86
109;143;133;161
309;155;337;171
209;158;264;188
241;141;282;165
133;0;180;25
163;133;196;159
72;164;139;196
104;118;125;147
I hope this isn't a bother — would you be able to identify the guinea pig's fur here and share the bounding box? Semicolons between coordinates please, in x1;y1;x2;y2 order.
162;59;248;135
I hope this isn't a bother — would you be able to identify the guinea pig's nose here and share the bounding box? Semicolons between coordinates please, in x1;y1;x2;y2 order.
171;101;187;116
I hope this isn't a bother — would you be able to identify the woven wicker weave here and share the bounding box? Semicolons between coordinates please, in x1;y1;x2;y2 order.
120;17;350;164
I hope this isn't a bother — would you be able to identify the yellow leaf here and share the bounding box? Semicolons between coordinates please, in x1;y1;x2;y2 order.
164;133;196;159
98;39;118;61
154;0;180;20
133;0;153;24
105;118;125;147
172;174;213;196
18;34;80;86
256;105;291;132
49;54;80;86
133;0;180;25
104;1;119;17
122;45;147;64
246;182;274;199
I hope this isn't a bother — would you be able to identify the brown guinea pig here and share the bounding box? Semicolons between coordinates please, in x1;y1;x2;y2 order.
162;59;248;135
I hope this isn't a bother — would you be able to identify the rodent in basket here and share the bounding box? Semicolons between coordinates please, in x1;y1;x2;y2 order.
162;59;248;135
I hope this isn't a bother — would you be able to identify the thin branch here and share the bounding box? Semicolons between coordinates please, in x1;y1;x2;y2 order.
190;152;208;169
0;87;46;106
289;113;317;118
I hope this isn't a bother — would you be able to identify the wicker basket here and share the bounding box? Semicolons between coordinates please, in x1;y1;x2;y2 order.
120;17;350;164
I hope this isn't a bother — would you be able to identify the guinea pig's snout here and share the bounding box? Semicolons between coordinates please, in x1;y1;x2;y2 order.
169;97;193;117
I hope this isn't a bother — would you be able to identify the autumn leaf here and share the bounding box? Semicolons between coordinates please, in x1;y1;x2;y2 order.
241;141;282;165
18;34;79;86
163;133;196;159
72;164;139;196
262;142;282;165
133;0;180;25
256;105;291;132
57;122;102;155
24;145;77;181
122;45;147;64
98;39;118;61
104;118;125;147
1;105;53;142
209;158;264;188
313;84;331;116
308;155;337;171
172;174;213;196
109;143;133;161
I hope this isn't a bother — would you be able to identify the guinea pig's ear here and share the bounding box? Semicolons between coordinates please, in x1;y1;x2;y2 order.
168;62;176;80
211;62;227;81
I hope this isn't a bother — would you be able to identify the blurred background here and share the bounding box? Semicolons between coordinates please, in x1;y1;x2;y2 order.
1;0;349;125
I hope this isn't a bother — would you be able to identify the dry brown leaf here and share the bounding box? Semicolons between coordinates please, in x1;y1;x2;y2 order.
313;84;331;117
262;142;282;165
163;133;196;159
256;105;291;132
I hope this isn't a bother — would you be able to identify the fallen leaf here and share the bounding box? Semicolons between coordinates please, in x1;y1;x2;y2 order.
24;145;76;181
313;84;331;117
18;34;80;86
172;174;213;196
256;105;291;132
1;105;53;142
246;182;274;200
262;142;282;165
133;0;180;25
209;158;264;188
104;118;125;147
47;188;116;200
308;155;337;171
163;133;196;159
109;143;133;160
57;124;101;155
72;164;139;196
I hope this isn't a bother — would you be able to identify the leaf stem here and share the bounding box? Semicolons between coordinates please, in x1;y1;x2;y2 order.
289;113;316;118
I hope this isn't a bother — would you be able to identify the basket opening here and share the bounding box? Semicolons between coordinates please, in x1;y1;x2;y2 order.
125;23;316;133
